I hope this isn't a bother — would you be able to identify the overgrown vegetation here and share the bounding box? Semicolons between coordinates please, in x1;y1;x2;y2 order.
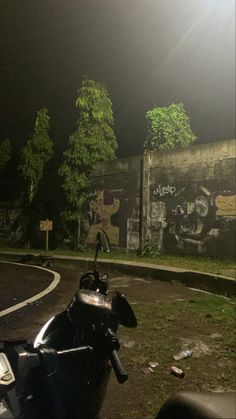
0;77;118;248
143;103;197;152
20;108;54;204
102;295;236;418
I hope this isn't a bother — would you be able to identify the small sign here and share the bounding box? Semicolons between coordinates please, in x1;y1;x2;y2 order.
40;219;53;231
40;219;53;254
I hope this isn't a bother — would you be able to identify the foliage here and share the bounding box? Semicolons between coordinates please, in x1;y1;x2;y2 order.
59;78;117;222
143;103;197;152
20;108;54;203
142;239;158;257
0;138;12;170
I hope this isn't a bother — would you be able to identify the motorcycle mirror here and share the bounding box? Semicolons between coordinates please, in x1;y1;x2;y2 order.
96;231;111;253
112;291;137;328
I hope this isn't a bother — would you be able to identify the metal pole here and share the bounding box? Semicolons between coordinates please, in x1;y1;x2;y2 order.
46;219;49;254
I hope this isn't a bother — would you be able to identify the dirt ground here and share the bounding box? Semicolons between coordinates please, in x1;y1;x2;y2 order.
0;258;235;419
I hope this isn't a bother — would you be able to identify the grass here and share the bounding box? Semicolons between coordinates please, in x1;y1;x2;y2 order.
125;296;236;366
103;295;236;418
0;245;235;277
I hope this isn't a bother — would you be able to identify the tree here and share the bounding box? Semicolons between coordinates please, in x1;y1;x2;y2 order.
20;108;54;203
59;78;117;248
143;103;197;152
0;138;12;170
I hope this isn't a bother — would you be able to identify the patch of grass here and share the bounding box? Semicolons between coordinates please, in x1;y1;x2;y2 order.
0;246;235;277
119;297;236;379
111;295;236;418
188;296;236;326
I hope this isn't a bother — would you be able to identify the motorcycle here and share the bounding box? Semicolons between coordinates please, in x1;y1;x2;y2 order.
0;231;235;418
0;231;137;419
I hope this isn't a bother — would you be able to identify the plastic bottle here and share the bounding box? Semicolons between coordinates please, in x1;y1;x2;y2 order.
173;349;192;361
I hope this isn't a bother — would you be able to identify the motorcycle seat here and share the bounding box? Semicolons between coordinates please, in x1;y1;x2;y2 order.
156;390;236;419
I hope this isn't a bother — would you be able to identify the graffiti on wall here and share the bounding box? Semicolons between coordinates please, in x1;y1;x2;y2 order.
84;187;235;256
153;184;176;197
126;197;140;250
85;190;120;245
149;201;167;253
85;190;140;249
151;184;236;256
214;193;236;216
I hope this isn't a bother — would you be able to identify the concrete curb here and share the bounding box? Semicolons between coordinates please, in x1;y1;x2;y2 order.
59;256;236;298
0;251;235;298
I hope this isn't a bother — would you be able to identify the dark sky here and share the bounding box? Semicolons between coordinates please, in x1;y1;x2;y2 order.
0;0;235;157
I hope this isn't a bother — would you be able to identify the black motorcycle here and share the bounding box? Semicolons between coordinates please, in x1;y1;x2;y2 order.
0;231;137;418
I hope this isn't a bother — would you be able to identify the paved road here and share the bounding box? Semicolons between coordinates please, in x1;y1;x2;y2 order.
0;260;203;342
0;261;53;311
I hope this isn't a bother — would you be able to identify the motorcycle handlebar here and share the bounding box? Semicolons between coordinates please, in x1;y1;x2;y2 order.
58;345;128;384
57;346;93;361
57;344;128;384
109;350;128;384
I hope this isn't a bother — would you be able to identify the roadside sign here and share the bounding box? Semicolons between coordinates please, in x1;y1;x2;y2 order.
40;219;53;231
40;219;53;254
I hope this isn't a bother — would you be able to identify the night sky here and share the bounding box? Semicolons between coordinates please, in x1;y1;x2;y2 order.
0;0;235;158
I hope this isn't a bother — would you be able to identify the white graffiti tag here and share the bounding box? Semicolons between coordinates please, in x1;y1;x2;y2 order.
153;184;176;197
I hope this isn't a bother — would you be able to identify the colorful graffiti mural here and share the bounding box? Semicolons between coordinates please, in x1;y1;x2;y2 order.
85;190;120;245
84;186;235;257
83;139;235;257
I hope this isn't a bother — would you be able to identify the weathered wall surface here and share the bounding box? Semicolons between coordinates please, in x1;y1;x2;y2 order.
146;139;236;257
85;155;142;250
84;139;236;257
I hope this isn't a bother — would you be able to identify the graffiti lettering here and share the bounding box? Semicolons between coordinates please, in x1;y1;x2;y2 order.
153;184;176;197
215;193;236;216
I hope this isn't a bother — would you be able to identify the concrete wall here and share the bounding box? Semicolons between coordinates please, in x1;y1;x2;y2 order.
84;139;236;257
85;155;142;250
145;139;236;257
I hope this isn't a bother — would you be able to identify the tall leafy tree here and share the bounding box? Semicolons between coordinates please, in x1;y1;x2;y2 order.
143;103;197;152
0;138;12;170
20;108;54;203
59;78;117;247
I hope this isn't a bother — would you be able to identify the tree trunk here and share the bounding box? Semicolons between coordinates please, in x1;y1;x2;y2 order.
29;180;34;204
76;216;81;250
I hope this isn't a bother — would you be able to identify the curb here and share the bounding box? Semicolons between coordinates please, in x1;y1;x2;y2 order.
58;257;236;298
1;251;235;298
